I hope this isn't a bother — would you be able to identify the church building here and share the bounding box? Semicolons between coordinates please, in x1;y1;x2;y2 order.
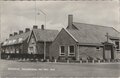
50;15;120;61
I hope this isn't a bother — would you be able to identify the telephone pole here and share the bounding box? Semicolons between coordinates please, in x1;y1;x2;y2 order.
0;1;1;59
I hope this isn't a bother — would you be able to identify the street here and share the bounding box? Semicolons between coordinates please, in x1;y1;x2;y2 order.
0;60;120;78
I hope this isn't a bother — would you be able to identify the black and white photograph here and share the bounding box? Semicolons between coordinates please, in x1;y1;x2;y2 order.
0;0;120;78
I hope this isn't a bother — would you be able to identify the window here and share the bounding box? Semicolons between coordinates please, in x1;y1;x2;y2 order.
16;48;19;53
29;47;33;51
68;46;75;56
96;47;100;50
115;41;119;50
59;46;65;56
31;38;35;44
18;38;23;43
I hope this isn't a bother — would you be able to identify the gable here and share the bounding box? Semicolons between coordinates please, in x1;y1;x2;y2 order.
28;31;37;44
33;29;59;42
53;28;78;45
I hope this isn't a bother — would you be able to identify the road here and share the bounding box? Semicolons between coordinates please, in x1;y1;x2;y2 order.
0;60;120;78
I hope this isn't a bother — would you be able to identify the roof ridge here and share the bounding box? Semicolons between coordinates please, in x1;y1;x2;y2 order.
10;31;31;38
33;28;58;31
110;27;120;33
73;22;113;28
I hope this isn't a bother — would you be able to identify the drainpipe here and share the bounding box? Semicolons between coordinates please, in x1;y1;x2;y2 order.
76;45;80;61
44;41;46;60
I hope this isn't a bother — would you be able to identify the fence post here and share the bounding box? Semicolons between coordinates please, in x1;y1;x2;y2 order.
108;59;110;63
54;59;57;63
86;60;88;63
41;59;44;62
92;60;94;63
47;59;49;62
98;60;100;63
80;60;82;63
67;60;69;63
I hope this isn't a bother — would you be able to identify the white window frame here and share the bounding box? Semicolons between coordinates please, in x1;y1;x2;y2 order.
59;45;65;56
18;38;23;43
68;45;75;56
29;46;34;53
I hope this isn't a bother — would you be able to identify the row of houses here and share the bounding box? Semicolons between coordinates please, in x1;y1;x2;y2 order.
1;15;120;61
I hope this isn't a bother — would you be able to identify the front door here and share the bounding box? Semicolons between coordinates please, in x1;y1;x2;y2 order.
104;45;114;59
28;46;36;54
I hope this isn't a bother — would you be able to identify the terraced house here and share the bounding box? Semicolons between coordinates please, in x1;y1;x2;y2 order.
50;15;120;61
1;25;59;60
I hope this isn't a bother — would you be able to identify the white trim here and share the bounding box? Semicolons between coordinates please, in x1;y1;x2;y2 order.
64;28;78;42
27;30;32;43
27;30;38;43
33;30;38;42
68;45;75;56
59;45;65;56
18;38;23;43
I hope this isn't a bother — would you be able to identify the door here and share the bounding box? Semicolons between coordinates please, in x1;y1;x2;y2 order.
105;49;111;59
28;46;36;54
104;45;112;59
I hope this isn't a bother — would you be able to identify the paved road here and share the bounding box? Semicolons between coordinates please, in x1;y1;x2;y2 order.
0;60;120;78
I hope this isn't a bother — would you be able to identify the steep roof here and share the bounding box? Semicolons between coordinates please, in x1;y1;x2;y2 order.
2;31;31;46
33;29;59;42
9;31;31;40
2;28;59;46
67;22;120;44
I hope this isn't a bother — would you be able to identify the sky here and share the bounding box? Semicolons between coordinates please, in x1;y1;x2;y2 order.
0;0;119;42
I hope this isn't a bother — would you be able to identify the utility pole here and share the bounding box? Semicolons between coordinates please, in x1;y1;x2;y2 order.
34;1;47;60
38;9;46;29
38;9;47;60
0;1;1;59
35;0;37;25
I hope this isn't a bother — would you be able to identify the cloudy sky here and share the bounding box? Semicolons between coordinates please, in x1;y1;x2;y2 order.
0;0;119;41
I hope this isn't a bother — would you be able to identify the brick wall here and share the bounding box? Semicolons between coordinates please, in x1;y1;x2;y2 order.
78;46;104;60
36;42;52;58
50;29;77;59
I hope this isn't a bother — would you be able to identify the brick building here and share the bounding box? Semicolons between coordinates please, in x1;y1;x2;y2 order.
50;15;120;61
1;25;59;60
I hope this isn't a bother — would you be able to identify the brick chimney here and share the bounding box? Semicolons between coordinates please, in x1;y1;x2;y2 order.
41;24;44;30
14;32;18;36
19;30;23;34
9;34;13;37
33;25;38;29
68;14;73;29
25;28;30;32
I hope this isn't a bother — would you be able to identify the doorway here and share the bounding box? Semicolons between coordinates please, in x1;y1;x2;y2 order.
104;44;114;60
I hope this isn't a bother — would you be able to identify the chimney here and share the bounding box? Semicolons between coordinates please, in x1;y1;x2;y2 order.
68;14;73;28
9;34;13;37
41;24;44;30
33;25;38;29
14;32;18;36
19;30;23;34
25;28;30;32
